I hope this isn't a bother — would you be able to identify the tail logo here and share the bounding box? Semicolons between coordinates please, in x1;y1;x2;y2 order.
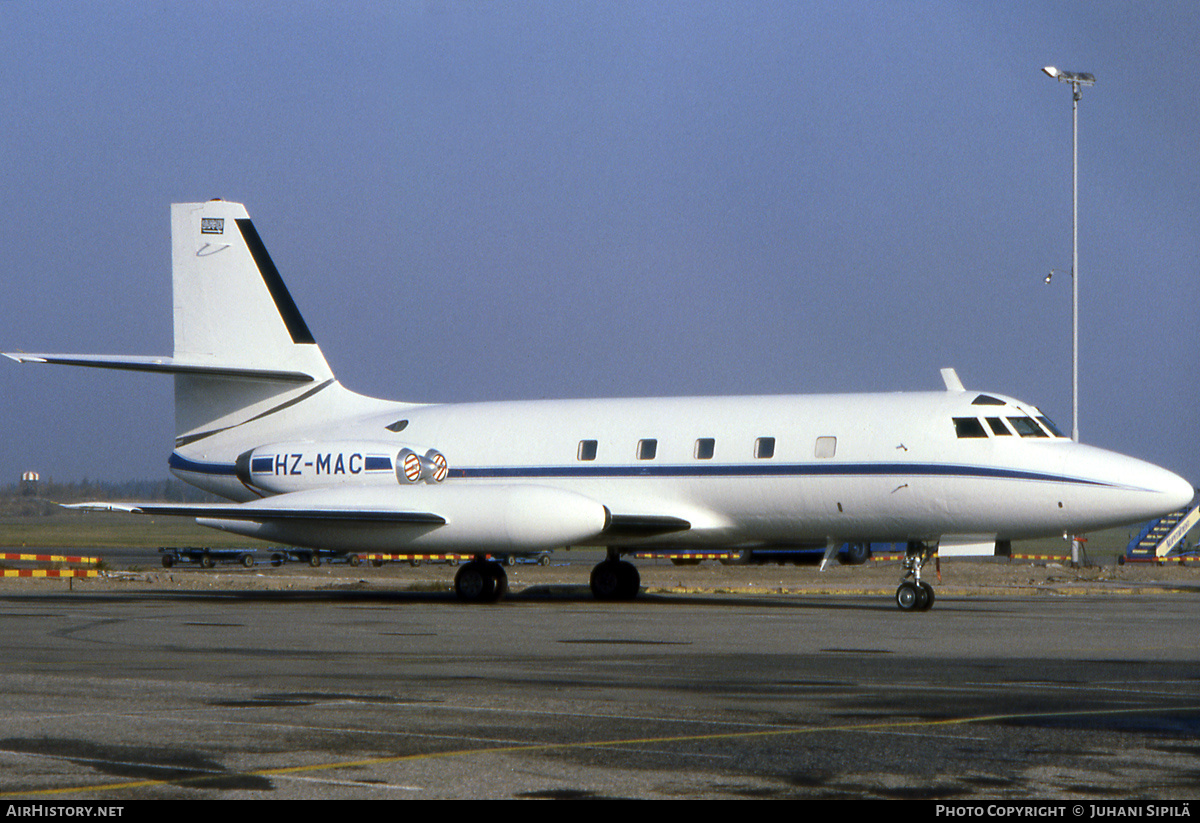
196;242;230;257
200;217;225;235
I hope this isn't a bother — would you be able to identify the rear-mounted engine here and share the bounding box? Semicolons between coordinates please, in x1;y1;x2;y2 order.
235;442;448;494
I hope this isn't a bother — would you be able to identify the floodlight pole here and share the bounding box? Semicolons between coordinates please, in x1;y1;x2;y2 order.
1071;80;1080;445
1043;66;1094;444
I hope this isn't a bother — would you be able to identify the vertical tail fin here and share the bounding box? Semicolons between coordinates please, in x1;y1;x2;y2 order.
170;200;336;442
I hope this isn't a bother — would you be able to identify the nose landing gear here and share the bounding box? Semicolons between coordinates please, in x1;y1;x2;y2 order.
896;541;937;611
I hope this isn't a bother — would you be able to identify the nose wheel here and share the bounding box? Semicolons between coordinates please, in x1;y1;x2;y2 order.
896;541;937;611
895;580;934;611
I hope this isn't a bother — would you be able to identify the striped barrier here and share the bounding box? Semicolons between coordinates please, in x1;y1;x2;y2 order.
1;569;100;578
1119;555;1197;565
360;553;467;563
0;552;102;578
634;552;737;562
0;552;101;565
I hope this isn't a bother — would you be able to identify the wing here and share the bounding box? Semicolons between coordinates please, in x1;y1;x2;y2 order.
66;501;444;524
65;484;612;554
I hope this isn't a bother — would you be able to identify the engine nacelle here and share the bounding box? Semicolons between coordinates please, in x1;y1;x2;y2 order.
236;442;448;495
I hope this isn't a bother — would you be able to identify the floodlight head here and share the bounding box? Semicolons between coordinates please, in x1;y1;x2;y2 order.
1042;66;1096;86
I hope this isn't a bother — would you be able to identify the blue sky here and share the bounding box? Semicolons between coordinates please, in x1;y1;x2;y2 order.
1;1;1196;485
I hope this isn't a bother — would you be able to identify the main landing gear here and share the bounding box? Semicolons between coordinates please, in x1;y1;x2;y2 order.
454;558;508;603
590;550;641;601
452;549;643;603
895;540;937;612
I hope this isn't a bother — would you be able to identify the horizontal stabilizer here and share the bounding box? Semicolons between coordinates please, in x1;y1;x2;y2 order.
3;353;315;384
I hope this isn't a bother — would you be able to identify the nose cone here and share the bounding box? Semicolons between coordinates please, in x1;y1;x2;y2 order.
1159;469;1197;513
1062;445;1196;532
1120;458;1195;522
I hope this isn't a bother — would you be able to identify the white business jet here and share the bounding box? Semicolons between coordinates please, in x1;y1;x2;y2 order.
5;201;1193;609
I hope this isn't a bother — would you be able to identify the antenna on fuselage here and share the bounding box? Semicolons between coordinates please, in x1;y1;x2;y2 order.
940;368;965;392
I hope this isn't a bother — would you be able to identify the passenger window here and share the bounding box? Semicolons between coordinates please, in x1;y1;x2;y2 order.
755;437;775;459
694;438;715;459
1007;417;1049;437
986;417;1012;436
815;436;836;458
577;440;598;461
954;417;988;438
637;439;657;460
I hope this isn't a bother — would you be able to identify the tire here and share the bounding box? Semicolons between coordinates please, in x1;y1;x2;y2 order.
455;564;484;601
841;542;870;565
896;582;918;611
590;561;622;600
917;582;935;611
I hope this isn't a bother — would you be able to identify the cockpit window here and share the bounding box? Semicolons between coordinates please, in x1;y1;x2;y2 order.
954;417;988;438
986;417;1011;436
971;394;1006;406
1007;416;1049;437
1037;416;1067;438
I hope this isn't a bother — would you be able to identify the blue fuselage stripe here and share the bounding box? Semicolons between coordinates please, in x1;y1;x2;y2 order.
169;453;238;476
456;464;1112;486
169;452;1113;488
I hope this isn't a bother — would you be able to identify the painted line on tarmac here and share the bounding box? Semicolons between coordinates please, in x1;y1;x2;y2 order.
5;703;1200;798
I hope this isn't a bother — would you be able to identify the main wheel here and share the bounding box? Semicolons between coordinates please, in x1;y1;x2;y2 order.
591;561;621;600
455;561;506;603
591;560;640;601
841;542;870;565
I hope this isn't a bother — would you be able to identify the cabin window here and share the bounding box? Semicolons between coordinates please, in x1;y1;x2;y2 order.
954;417;988;438
754;437;775;459
815;436;836;458
386;419;409;432
1007;416;1049;437
986;417;1012;436
694;438;715;459
637;439;657;460
577;440;598;461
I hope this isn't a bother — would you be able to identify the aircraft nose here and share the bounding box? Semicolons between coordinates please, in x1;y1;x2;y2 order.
1131;460;1195;518
1160;469;1196;513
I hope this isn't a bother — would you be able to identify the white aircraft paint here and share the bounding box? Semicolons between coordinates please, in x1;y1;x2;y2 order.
6;201;1193;608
